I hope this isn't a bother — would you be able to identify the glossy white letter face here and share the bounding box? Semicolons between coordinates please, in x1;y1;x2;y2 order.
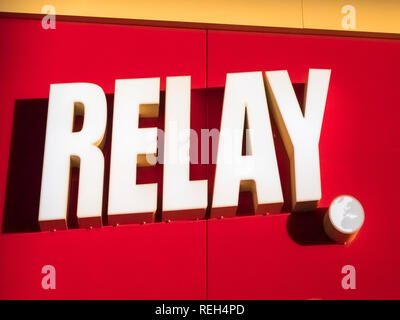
265;69;331;211
162;76;208;220
211;72;283;217
39;83;107;230
108;78;159;225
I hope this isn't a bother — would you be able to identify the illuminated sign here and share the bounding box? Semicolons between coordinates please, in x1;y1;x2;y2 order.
38;69;331;232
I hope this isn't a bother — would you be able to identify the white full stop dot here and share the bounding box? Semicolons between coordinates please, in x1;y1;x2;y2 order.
328;195;364;234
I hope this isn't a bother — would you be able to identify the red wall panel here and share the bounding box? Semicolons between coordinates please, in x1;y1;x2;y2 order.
207;30;400;299
0;18;207;299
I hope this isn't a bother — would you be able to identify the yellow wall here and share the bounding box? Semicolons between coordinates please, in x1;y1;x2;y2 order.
303;0;400;34
0;0;399;34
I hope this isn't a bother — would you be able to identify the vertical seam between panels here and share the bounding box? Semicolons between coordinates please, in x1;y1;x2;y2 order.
205;28;209;301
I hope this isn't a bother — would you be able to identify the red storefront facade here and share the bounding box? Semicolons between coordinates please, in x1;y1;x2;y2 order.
0;16;399;299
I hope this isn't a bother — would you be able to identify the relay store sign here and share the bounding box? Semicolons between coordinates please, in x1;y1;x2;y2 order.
38;69;331;231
